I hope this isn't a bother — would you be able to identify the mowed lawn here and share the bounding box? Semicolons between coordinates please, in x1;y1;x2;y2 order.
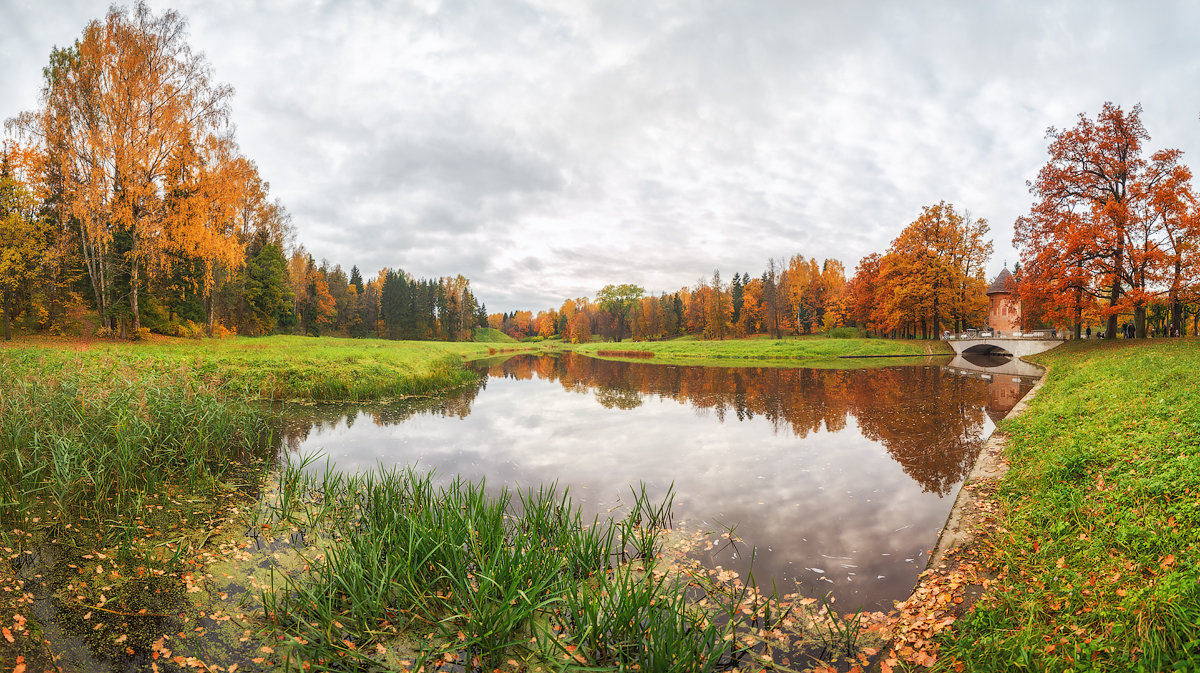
2;334;516;401
568;333;947;361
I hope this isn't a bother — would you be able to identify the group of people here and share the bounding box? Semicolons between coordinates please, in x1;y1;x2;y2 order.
1084;322;1185;339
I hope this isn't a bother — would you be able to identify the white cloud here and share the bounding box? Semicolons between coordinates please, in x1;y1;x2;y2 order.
4;0;1200;310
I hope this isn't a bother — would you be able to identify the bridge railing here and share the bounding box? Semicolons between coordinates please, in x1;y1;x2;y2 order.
942;329;1064;340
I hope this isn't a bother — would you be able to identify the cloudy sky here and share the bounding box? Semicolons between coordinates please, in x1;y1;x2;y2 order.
4;1;1200;312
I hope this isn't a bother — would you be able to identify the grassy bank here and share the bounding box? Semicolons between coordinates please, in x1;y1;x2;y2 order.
566;334;946;363
3;335;519;401
0;335;520;671
0;350;269;527
0;346;279;671
0;333;524;542
933;338;1200;671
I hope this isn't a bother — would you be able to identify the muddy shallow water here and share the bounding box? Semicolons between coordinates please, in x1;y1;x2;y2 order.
276;352;1037;612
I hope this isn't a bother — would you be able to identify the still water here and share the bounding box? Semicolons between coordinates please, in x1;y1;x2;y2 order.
276;352;1035;611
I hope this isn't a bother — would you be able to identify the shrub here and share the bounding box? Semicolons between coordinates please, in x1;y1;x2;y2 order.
169;319;205;339
826;326;867;339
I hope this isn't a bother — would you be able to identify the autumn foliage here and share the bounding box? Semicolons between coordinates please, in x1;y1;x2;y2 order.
1;3;485;342
843;202;991;338
1015;102;1200;338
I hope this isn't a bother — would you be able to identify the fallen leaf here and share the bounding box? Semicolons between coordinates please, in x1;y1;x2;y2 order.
1;627;12;643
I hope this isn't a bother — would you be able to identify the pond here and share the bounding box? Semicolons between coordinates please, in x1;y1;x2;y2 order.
275;351;1037;612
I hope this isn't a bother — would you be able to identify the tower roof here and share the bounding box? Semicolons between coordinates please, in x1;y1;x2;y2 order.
987;267;1017;295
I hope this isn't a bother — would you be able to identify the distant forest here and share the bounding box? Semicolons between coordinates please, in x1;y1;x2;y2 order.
494;201;994;342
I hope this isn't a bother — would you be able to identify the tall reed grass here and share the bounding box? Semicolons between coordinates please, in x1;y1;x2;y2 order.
0;352;270;533
259;460;786;671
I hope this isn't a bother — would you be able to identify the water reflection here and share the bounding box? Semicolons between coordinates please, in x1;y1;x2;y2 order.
481;353;990;496
273;353;1032;610
943;353;1040;423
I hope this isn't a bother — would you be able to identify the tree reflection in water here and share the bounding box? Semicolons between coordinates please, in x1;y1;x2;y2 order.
270;352;1035;611
274;354;1029;495
485;353;995;496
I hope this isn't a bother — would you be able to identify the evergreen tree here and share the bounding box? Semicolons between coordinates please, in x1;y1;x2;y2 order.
243;242;293;335
731;272;744;326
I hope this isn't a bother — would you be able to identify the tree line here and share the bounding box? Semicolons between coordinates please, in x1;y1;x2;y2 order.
0;3;485;342
495;202;994;342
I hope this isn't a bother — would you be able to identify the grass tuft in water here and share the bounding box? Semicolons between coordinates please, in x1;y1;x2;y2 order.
259;460;788;671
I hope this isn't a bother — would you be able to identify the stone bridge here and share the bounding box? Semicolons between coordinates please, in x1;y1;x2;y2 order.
943;353;1045;379
942;331;1066;358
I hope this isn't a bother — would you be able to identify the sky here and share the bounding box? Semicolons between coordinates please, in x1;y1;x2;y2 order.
3;1;1200;313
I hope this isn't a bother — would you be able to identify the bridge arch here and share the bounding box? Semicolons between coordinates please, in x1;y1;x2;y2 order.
962;343;1013;356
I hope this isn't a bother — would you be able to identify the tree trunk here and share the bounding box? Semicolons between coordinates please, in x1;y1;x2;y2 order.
205;284;217;336
130;263;140;334
2;292;11;341
1106;244;1123;338
1134;306;1146;338
1073;286;1083;339
78;223;110;329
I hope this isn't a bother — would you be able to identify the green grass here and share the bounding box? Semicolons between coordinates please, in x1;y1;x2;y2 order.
0;335;532;533
0;345;281;669
936;338;1200;671
0;349;270;531
0;334;537;669
567;334;946;362
258;460;786;671
472;327;518;343
4;335;520;401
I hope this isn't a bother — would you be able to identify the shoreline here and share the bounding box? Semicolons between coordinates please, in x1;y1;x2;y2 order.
925;363;1047;569
879;358;1048;670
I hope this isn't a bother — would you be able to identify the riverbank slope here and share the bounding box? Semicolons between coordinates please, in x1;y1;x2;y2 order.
893;338;1200;672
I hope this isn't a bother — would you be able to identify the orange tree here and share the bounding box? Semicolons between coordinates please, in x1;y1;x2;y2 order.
1015;102;1198;338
